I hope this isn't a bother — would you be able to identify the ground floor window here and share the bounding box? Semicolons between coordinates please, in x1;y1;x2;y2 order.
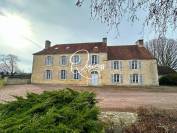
113;74;120;83
45;70;52;80
132;74;138;83
60;70;67;79
112;74;123;83
130;74;143;84
73;70;81;79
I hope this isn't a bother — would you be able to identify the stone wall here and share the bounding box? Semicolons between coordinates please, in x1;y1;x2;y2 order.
5;77;31;85
31;54;159;86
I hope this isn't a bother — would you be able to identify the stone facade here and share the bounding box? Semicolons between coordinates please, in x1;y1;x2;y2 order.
31;39;159;86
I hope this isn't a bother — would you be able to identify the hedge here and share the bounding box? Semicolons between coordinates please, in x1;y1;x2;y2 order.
159;73;177;86
0;89;104;133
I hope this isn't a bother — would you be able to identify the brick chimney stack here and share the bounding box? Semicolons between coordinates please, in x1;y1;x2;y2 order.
102;37;107;44
136;39;144;47
45;40;51;49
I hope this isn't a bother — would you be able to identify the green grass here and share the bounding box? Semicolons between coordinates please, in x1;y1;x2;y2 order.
0;89;104;133
0;79;5;88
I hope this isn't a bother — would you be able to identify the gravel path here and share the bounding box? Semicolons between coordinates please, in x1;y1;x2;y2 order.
1;84;177;111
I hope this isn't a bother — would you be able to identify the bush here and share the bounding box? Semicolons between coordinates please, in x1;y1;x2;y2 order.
0;89;104;133
0;79;5;88
124;108;177;133
159;73;177;86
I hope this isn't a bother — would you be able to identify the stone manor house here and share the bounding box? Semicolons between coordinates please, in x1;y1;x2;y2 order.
31;38;159;86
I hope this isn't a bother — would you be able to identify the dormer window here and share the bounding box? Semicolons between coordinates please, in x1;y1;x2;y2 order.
66;46;70;50
45;56;53;65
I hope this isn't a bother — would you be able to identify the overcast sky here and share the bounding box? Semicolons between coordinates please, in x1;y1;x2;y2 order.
0;0;176;72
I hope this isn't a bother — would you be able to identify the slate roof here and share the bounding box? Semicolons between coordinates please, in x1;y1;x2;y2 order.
34;41;155;60
107;45;155;60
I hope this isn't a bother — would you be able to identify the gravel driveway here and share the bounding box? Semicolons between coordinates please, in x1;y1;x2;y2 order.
1;84;177;111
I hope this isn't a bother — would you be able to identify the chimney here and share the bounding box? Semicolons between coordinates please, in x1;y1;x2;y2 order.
45;40;51;49
102;37;107;44
136;39;144;47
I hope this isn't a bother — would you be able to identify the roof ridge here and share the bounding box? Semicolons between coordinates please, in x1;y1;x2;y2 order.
55;41;104;46
108;44;136;47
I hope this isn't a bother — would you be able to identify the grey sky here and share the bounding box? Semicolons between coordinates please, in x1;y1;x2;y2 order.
0;0;176;72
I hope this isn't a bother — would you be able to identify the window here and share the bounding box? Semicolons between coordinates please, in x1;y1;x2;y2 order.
131;60;138;69
129;60;142;69
60;56;67;65
113;61;119;69
130;74;139;83
60;70;67;79
45;70;52;80
45;56;53;65
91;55;99;65
73;70;80;79
113;74;120;83
72;55;80;64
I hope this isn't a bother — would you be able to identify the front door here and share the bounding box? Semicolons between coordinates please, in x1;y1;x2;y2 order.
91;71;99;86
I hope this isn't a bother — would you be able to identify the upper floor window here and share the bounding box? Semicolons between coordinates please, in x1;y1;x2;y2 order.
44;70;52;80
60;56;67;65
91;55;99;65
45;56;53;65
129;60;141;69
71;55;80;64
60;70;67;79
73;70;81;80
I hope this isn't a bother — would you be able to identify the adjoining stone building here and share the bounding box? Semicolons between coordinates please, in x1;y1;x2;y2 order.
31;38;159;86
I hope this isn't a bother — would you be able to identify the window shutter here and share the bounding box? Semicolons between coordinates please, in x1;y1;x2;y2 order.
59;71;61;79
139;61;141;69
140;74;143;85
111;61;114;69
50;71;52;79
111;74;114;84
65;71;67;79
120;74;123;83
89;55;92;64
120;61;122;70
98;56;100;64
129;74;132;84
79;56;81;64
129;61;132;69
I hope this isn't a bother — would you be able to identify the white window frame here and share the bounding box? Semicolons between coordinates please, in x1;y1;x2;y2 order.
113;74;120;83
45;70;52;80
129;60;142;69
71;55;81;64
45;56;53;65
132;60;138;69
73;70;81;80
113;61;119;69
91;55;99;65
131;74;139;83
60;70;67;80
60;55;67;65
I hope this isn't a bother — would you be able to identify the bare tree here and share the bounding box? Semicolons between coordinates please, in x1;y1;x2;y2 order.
0;54;19;75
146;38;177;71
76;0;177;37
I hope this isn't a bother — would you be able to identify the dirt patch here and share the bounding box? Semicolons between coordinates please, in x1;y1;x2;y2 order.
0;84;177;111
